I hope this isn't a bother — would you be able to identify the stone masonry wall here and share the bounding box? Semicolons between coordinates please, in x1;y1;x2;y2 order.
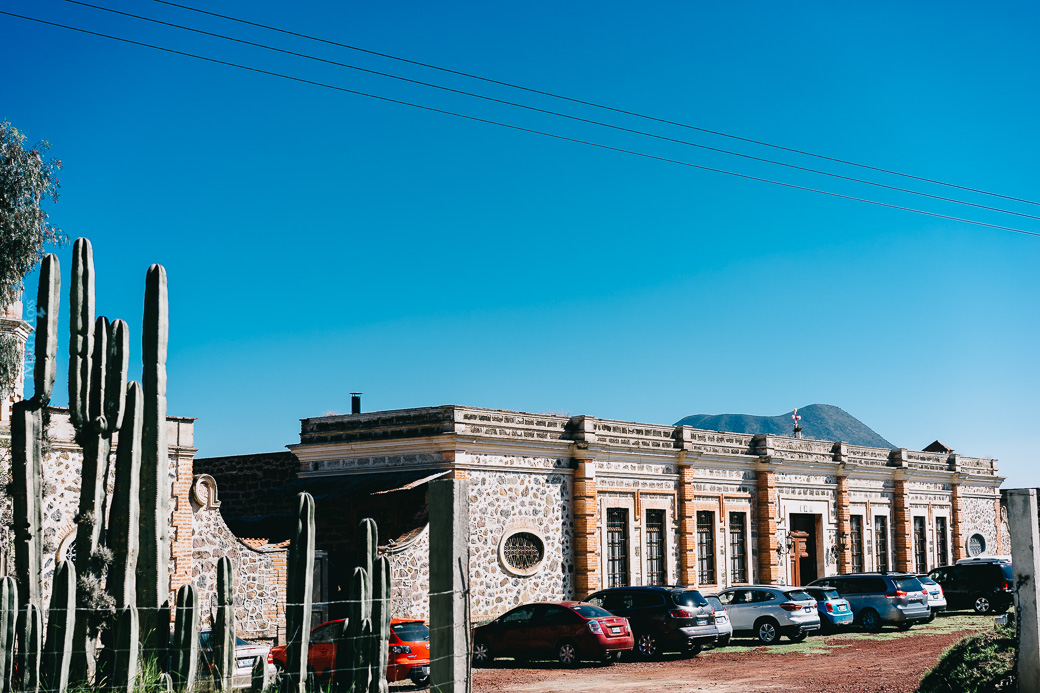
386;525;430;620
962;493;1000;557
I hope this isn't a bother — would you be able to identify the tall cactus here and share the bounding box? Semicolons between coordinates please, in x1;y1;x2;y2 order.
337;520;390;693
42;560;76;693
110;605;139;693
139;263;170;660
170;584;200;691
283;493;314;693
213;558;235;693
17;602;41;693
106;381;143;610
0;577;17;693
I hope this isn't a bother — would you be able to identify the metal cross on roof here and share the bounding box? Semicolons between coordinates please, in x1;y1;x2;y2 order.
792;408;803;438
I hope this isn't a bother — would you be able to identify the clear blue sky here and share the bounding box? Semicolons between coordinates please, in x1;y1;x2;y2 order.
4;0;1038;487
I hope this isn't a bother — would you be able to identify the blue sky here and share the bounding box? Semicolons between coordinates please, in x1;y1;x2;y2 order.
3;0;1038;487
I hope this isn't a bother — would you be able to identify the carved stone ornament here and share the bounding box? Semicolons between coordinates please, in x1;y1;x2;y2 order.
192;473;221;510
498;524;547;577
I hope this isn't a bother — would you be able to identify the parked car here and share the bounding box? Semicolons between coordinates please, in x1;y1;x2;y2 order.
198;632;277;690
929;557;1013;614
915;574;948;620
809;573;930;632
703;594;732;647
269;618;431;687
582;585;719;658
471;601;633;666
802;586;853;632
715;586;820;644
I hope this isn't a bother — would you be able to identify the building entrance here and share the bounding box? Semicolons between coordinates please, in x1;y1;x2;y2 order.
789;513;819;585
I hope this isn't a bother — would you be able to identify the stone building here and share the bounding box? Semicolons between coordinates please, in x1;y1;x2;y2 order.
200;404;1006;622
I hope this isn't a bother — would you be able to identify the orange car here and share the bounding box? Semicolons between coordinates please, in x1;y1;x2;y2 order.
270;618;430;687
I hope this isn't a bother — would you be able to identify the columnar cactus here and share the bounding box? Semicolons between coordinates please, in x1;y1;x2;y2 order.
106;381;143;610
338;520;391;693
213;557;235;693
42;560;76;693
171;584;200;691
17;602;41;693
284;493;315;693
250;655;270;693
110;605;139;693
0;577;17;693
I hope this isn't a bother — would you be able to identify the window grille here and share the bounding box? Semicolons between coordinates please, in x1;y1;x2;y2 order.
850;515;864;573
645;509;665;586
502;532;544;572
913;517;928;573
968;533;986;557
874;516;889;572
729;512;747;583
935;517;949;566
697;511;715;585
607;508;629;588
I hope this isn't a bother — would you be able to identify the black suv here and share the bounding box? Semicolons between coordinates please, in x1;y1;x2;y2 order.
928;558;1014;614
582;586;719;659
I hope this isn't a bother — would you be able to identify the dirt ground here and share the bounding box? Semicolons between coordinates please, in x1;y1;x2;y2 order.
465;613;993;693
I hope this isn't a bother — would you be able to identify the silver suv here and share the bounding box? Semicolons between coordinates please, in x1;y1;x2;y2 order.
715;586;820;644
809;573;930;632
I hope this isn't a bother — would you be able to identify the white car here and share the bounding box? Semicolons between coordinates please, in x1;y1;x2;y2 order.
704;595;732;647
716;585;820;644
917;574;948;621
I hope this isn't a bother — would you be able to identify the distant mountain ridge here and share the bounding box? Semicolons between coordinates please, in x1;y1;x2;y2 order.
675;403;895;449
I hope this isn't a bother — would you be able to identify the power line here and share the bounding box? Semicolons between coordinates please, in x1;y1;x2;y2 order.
2;10;1038;238
57;0;1040;224
152;0;1040;209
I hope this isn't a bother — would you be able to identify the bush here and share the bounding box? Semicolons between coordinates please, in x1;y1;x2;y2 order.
917;624;1016;693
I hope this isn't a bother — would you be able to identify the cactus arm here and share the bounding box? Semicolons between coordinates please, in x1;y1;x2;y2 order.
68;238;94;431
0;576;17;693
16;602;41;693
43;560;76;693
139;264;170;658
171;584;200;691
250;655;270;693
284;493;315;693
111;605;139;693
106;381;143;610
214;557;235;693
32;254;60;405
344;566;371;693
104;319;129;432
10;404;43;611
370;556;391;693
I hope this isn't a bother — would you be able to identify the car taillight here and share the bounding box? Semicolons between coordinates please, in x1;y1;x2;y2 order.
588;620;604;635
1004;581;1013;592
389;645;412;655
668;608;696;618
267;651;273;664
886;590;907;598
780;603;801;611
825;603;834;613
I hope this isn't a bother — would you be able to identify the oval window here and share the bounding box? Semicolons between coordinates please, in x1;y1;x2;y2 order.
967;533;987;557
499;530;545;576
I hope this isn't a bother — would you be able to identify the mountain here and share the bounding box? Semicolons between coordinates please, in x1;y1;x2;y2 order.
674;403;895;448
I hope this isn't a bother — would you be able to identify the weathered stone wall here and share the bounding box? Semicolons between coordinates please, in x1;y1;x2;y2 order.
190;474;287;643
962;493;1000;556
386;524;430;620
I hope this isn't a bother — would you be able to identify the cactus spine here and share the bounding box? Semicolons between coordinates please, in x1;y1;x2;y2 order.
171;584;199;691
43;560;76;693
213;558;235;693
0;577;16;693
139;263;170;660
284;493;314;693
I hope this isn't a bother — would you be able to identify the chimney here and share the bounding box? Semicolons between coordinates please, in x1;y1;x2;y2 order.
350;392;362;415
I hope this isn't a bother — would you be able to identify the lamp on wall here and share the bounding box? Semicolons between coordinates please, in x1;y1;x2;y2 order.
838;531;850;553
776;531;793;556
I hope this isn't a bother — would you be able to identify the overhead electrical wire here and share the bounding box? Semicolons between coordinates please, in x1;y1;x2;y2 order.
2;10;1037;238
54;0;1040;224
151;0;1040;209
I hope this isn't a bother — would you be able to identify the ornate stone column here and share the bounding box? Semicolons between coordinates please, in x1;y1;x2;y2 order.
755;462;779;584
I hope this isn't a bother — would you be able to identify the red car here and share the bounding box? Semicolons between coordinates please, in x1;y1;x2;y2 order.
270;618;430;687
472;601;633;666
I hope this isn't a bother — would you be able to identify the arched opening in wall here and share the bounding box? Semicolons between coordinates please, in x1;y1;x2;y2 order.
57;530;76;564
499;529;545;577
967;533;987;557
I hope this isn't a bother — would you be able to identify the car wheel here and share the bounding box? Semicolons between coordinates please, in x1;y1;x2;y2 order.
410;672;430;688
788;631;808;643
859;608;882;633
974;596;993;614
685;642;703;657
602;651;622;665
927;610;936;623
755;618;780;645
897;622;913;631
715;635;730;648
635;631;659;660
556;639;579;667
472;638;493;667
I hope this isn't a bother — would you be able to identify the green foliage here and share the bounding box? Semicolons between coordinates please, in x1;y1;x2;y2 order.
0;336;19;401
0;121;65;307
917;623;1017;693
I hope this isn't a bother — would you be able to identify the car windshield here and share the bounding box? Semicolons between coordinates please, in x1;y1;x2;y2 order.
784;590;812;602
671;590;708;607
571;604;613;618
893;577;924;592
391;622;430;642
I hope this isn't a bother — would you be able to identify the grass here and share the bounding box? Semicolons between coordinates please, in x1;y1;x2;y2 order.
700;612;994;658
916;622;1016;693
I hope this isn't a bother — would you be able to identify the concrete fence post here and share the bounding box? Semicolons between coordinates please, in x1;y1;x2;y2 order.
1007;488;1040;691
429;479;471;693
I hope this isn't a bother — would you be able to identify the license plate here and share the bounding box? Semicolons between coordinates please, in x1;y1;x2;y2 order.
236;658;253;668
695;618;706;625
610;626;621;634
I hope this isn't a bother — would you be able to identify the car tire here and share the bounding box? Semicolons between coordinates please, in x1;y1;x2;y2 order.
974;596;994;614
472;638;493;667
754;618;780;645
897;622;913;631
927;610;936;623
859;608;882;633
788;631;808;643
556;639;579;667
684;642;703;657
715;635;730;648
634;631;660;660
602;651;622;665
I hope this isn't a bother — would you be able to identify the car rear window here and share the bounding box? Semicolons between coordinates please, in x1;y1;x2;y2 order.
892;578;924;592
1001;564;1014;580
391;621;430;641
918;576;937;586
784;590;812;602
671;590;708;607
810;588;839;600
571;604;613;618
